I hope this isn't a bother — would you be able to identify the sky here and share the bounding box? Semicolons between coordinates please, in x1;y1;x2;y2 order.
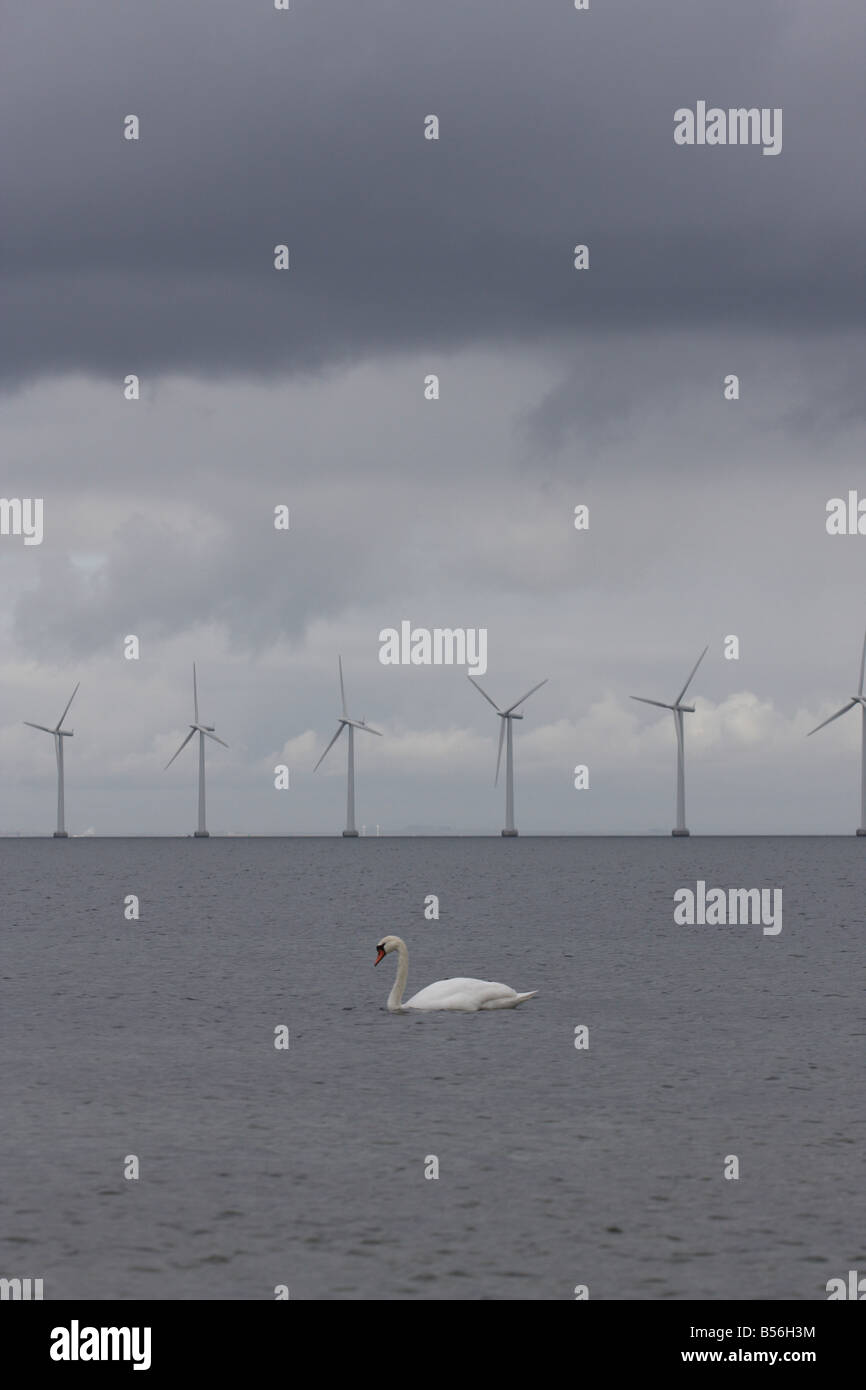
1;0;865;834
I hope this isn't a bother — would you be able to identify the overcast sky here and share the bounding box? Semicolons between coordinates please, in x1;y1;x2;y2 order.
1;0;864;834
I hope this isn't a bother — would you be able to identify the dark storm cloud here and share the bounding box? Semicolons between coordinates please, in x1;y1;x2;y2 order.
1;0;863;385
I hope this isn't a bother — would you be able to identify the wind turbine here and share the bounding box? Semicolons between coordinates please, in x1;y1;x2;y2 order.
807;625;866;835
631;646;708;836
164;664;228;837
314;656;382;836
24;682;80;837
468;675;548;836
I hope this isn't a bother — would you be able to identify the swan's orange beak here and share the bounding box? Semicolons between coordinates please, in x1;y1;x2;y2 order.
374;947;386;966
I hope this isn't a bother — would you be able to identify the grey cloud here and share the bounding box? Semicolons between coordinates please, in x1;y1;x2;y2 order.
1;2;865;834
0;0;863;385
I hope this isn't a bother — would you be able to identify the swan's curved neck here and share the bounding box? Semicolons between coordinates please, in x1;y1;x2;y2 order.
388;939;409;1011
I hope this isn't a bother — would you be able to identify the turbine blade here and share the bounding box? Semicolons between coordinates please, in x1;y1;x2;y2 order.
807;700;858;736
859;627;866;698
203;731;228;748
338;656;347;716
504;678;548;715
193;663;199;723
494;718;505;786
630;696;674;710
23;721;55;733
674;646;708;705
468;675;501;712
55;681;80;731
343;718;382;735
164;727;196;769
314;723;344;771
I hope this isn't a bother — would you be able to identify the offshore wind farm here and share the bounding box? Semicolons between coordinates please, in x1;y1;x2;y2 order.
11;630;866;836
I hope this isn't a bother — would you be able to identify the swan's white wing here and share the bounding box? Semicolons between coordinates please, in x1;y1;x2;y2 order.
404;977;533;1012
403;977;484;1010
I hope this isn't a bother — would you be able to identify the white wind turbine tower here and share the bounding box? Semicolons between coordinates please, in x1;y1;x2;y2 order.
631;646;708;836
24;682;80;837
807;625;866;835
314;656;382;837
164;664;228;837
468;675;548;836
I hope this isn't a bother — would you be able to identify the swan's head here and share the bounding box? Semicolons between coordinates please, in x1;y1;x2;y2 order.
374;934;402;966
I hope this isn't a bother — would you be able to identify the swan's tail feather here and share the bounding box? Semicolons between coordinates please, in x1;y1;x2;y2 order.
480;988;538;1010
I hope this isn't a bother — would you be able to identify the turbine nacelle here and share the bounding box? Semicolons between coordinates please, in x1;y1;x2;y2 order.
23;682;80;837
164;666;228;769
630;697;695;714
314;657;382;774
468;675;547;719
468;674;548;801
630;646;708;716
630;647;708;836
23;682;80;741
338;716;381;734
315;657;383;835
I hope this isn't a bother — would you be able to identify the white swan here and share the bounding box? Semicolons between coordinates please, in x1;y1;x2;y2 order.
374;935;537;1013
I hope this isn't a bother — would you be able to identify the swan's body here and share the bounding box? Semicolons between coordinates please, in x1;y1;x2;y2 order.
374;935;537;1013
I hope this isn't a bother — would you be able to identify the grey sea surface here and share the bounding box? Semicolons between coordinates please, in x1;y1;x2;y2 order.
1;837;863;1301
